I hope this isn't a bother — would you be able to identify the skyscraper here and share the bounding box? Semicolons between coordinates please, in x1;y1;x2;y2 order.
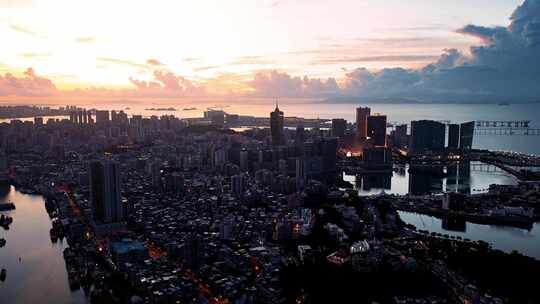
89;160;124;223
410;120;446;154
295;157;306;190
448;124;460;150
270;104;284;146
183;233;202;272
86;110;92;124
367;115;387;147
356;107;371;138
320;137;338;178
240;149;249;172
34;117;43;127
331;118;347;138
231;174;244;197
95;110;110;126
459;121;475;150
69;111;76;124
204;110;225;127
295;124;305;146
149;160;162;190
394;124;408;148
77;110;83;125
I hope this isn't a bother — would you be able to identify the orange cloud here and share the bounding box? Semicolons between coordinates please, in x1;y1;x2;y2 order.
0;68;57;96
97;57;150;69
229;56;275;65
74;36;98;43
146;59;164;66
19;52;51;60
128;70;206;97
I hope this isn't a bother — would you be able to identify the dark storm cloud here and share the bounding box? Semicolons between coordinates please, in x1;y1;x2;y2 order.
251;0;540;103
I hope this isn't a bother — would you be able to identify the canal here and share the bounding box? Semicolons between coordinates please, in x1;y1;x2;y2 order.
0;185;87;304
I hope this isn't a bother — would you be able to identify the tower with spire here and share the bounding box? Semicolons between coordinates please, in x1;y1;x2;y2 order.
270;99;284;146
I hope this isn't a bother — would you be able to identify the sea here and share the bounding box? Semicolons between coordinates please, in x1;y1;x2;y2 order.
2;99;539;155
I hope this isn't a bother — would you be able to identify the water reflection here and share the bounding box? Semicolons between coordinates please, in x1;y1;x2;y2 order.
356;173;392;192
0;186;86;304
0;184;10;200
399;211;540;259
441;214;467;232
344;161;518;196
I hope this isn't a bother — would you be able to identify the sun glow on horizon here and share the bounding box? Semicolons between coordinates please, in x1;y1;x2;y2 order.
0;0;523;94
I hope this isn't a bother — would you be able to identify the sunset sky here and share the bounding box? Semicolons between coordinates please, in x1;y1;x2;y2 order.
1;0;539;102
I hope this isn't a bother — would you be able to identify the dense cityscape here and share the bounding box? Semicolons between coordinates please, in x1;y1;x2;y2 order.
1;104;539;303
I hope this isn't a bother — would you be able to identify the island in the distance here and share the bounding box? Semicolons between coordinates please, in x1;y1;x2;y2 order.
144;107;177;111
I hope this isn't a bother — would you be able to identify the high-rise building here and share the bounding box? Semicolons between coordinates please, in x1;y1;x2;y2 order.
204;110;225;127
164;172;184;194
149;160;161;190
367;115;387;147
331;118;347;138
240;149;249;172
295;157;306;190
320;137;338;177
89;160;124;223
459;121;475;150
363;146;392;168
295;124;305;146
183;233;202;272
270;104;284;146
394;124;408;148
69;111;76;124
356;107;371;138
77;111;83;125
448;124;460;150
231;174;244;197
34;117;43;127
410;120;446;154
95;110;110;126
0;150;8;172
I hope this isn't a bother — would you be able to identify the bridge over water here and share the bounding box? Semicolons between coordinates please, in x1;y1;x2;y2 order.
387;120;540;136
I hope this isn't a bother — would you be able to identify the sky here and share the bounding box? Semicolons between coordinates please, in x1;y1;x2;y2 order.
1;0;539;102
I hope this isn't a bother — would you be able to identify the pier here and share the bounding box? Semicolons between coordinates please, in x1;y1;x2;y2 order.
475;128;540;136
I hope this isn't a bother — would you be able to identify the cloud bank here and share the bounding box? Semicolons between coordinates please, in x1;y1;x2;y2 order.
128;70;205;97
248;0;540;102
2;0;539;103
0;68;58;96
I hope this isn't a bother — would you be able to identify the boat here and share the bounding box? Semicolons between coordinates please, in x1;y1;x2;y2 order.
68;272;80;290
0;214;13;227
498;102;510;106
50;228;58;243
0;201;15;211
145;107;177;111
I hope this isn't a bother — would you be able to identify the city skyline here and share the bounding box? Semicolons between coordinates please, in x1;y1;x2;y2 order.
1;1;540;303
2;0;540;102
1;101;539;303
